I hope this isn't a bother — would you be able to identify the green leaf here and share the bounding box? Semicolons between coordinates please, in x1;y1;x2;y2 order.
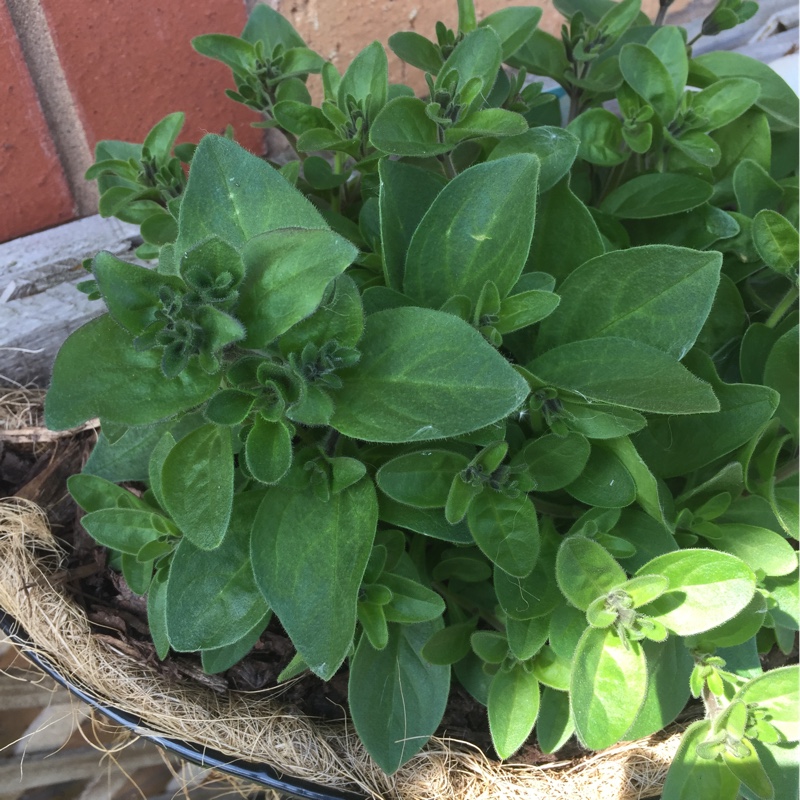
478;6;542;60
403;155;540;308
601;174;714;219
602;436;668;525
509;28;568;81
506;615;550;661
238;228;357;347
349;620;450;774
689;591;768;649
661;719;741;800
444;109;528;144
647;26;687;100
251;477;378;679
724;738;775;800
693;51;799;131
388;31;443;73
140;211;178;246
753;211;800;273
143;112;185;160
764;326;799;441
369;97;451;157
536;246;721;359
712;110;772;191
521;432;590;492
121;553;153;595
280;47;325;77
147;432;174;510
81;508;167;555
166;491;268;651
378;496;472;543
489;127;579;193
527;178;605;285
377;450;469;509
242;4;306;51
338;41;388;123
272;101;331;137
692;78;762;132
378;159;446;292
619;43;677;122
467;492;540;578
495;290;560;334
636;549;757;635
201;612;270;674
488;664;540;759
191;33;255;71
537;686;574;754
565;445;637;509
421;620;476;665
280;274;364;354
147;569;170;659
68;473;148;514
567;109;626;166
332;307;529;443
435;27;502;112
736;665;799;742
556;535;627;610
530;338;719;415
381;573;446;623
532;644;571;691
205;390;255;426
624;637;694;739
245;417;293;485
733;159;784;218
570;627;648;749
712;523;797;577
494;526;562;619
83;421;182;484
633;350;779;477
161;424;233;550
549;603;588;661
45;315;219;430
561;401;646;439
175;135;327;257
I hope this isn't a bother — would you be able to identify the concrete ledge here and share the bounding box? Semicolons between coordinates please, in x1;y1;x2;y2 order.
0;215;141;385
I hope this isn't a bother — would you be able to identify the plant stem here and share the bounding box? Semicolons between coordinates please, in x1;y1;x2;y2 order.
687;31;703;47
765;285;799;329
441;152;458;180
456;0;477;33
654;0;672;27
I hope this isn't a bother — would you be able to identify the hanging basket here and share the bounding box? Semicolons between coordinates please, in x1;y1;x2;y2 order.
0;487;695;800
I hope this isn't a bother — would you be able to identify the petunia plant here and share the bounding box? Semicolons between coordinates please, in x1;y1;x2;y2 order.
46;0;798;795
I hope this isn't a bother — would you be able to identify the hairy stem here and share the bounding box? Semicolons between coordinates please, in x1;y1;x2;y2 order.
765;285;799;329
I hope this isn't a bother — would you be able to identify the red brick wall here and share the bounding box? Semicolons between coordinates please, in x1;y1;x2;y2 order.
0;3;74;243
0;0;262;244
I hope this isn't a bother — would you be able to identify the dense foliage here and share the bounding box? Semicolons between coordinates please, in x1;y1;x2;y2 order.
45;0;798;795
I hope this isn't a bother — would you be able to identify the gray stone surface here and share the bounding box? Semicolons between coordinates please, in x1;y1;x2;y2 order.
0;215;140;385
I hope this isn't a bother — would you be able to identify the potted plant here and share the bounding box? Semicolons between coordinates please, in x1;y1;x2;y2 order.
13;0;799;796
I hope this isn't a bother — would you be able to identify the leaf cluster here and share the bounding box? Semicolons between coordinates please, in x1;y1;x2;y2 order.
46;0;798;791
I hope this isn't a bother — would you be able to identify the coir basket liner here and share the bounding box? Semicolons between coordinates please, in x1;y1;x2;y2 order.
0;492;691;800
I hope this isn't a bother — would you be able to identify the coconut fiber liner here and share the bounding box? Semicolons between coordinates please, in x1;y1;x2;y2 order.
0;407;690;800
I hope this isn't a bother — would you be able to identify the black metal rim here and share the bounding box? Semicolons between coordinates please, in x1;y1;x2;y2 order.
0;611;366;800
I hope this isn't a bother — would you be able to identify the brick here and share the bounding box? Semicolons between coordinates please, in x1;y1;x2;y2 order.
0;5;74;244
38;0;264;157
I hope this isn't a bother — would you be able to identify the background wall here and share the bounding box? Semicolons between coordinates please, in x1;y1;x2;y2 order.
1;0;695;245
